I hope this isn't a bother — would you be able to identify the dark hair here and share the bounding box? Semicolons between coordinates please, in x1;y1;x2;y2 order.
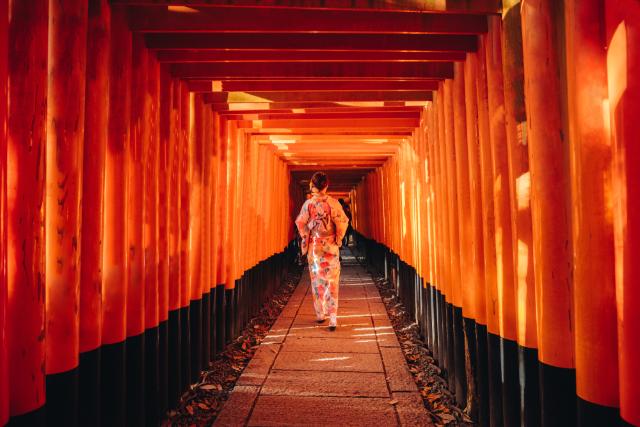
311;172;329;191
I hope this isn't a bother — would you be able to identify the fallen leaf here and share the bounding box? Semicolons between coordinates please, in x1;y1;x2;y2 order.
200;385;216;390
389;399;399;405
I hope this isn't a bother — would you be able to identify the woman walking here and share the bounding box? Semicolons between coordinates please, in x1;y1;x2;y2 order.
295;172;349;330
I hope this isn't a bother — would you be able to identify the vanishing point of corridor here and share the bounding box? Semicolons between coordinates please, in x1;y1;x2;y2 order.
1;1;639;426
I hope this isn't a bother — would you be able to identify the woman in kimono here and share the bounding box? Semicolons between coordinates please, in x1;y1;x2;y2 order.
295;172;349;331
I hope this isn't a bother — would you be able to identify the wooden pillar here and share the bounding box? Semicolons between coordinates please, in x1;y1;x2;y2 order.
158;65;172;414
201;105;212;366
143;51;160;427
501;3;538;424
188;93;203;383
0;0;9;424
521;1;576;425
102;7;129;426
127;33;148;427
564;1;619;424
167;76;182;407
484;16;514;427
45;1;88;425
7;3;48;422
605;1;640;425
178;81;191;392
79;1;109;424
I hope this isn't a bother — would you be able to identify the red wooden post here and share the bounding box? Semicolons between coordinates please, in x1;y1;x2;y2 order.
605;1;640;425
79;1;110;424
7;1;48;420
521;2;575;425
0;0;8;424
564;0;619;423
102;7;130;425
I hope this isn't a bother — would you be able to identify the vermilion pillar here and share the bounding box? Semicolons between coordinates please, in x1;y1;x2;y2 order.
45;1;87;425
127;34;149;427
521;1;575;425
606;1;640;425
485;15;514;427
79;1;109;424
0;0;8;424
565;1;619;424
7;2;47;421
474;37;499;427
143;52;160;426
452;63;470;406
102;7;130;425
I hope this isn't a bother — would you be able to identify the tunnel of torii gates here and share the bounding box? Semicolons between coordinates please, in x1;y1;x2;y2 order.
0;0;639;426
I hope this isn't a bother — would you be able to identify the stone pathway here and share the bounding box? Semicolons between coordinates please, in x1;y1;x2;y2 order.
214;251;433;426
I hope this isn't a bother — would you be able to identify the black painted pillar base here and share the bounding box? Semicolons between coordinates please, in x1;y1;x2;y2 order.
446;303;455;391
167;309;181;409
189;298;203;383
179;306;191;392
475;324;490;427
79;347;101;426
215;285;226;353
487;332;504;427
225;288;235;345
158;320;169;415
7;407;45;427
144;327;160;427
539;362;576;427
45;368;79;427
520;345;540;427
577;398;621;427
463;317;478;420
453;307;467;407
202;291;211;367
100;340;126;427
126;332;145;426
210;286;217;360
501;337;520;427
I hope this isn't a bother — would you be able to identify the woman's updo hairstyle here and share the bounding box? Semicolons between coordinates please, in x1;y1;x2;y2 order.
310;172;329;191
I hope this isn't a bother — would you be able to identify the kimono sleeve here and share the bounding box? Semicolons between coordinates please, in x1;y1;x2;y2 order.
295;200;310;238
330;199;350;245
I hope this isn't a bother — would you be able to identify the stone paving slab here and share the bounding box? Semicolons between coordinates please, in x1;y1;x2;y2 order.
248;396;398;427
272;351;384;373
214;252;432;426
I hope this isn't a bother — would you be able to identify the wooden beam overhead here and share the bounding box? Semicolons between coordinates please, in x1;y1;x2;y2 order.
146;33;477;52
229;111;420;120
187;79;440;93
112;0;501;14
157;50;466;63
211;101;429;112
171;62;454;79
127;6;488;34
202;90;432;104
237;118;419;128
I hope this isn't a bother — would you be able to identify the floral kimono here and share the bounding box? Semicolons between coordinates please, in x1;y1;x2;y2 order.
295;192;349;325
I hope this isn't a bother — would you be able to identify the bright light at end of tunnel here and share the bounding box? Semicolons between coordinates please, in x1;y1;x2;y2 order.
362;139;388;144
292;109;306;114
168;5;199;13
516;172;531;211
211;81;223;92
404;101;429;107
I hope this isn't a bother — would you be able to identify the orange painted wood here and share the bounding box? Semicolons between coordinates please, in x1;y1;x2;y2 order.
127;6;487;34
443;79;461;307
189;93;203;301
475;35;499;335
0;0;8;422
463;54;487;326
565;0;618;407
112;0;501;13
45;0;88;375
147;33;477;52
606;1;640;424
452;62;473;317
127;35;149;337
159;67;172;321
484;16;516;341
210;112;221;287
80;0;110;353
103;8;131;345
144;54;160;329
203;91;433;104
436;85;452;300
172;62;454;80
7;0;47;414
201;106;212;293
164;51;465;64
521;0;572;368
501;3;536;349
179;82;191;309
168;78;181;312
